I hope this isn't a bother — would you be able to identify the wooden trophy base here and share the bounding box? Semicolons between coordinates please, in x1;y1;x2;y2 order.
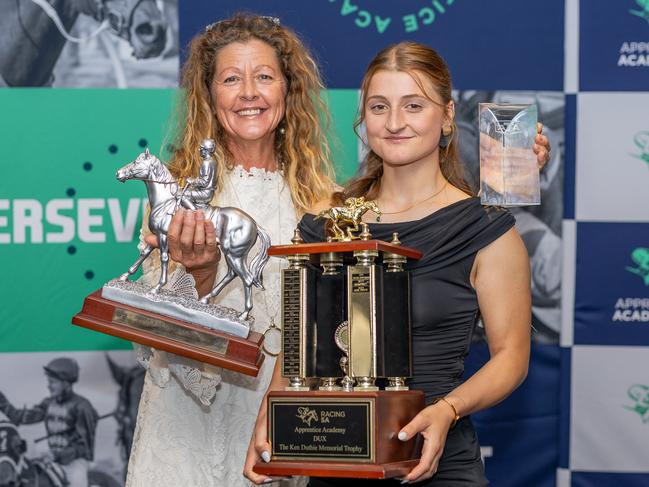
254;389;424;479
255;459;419;479
72;290;265;377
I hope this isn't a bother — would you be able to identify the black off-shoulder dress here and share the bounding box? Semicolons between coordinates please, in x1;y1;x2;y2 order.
300;197;515;487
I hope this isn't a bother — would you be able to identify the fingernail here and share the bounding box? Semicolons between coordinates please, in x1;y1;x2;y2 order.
398;431;408;441
261;451;271;463
263;478;274;484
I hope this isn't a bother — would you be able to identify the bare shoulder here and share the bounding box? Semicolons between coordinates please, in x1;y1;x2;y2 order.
479;227;527;259
475;227;529;278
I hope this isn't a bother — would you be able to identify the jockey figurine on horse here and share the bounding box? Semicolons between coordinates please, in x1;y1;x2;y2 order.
115;140;271;320
315;197;381;241
178;139;217;211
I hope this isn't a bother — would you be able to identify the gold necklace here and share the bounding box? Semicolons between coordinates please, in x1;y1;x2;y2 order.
374;181;447;222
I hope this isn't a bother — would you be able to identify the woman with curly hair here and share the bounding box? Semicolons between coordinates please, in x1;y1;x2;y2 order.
126;14;334;487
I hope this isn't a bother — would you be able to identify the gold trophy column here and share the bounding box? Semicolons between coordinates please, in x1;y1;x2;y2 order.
348;224;379;391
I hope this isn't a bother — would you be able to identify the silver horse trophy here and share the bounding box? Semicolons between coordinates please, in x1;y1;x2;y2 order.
102;139;270;337
72;139;268;376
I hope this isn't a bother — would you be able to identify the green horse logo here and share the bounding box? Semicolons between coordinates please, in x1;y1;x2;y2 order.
626;384;649;422
631;132;649;165
630;0;649;24
626;248;649;286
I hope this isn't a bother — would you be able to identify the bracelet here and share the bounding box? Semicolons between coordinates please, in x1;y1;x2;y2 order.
436;397;460;428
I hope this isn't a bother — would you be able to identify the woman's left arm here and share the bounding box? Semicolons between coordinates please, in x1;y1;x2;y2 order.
400;227;531;483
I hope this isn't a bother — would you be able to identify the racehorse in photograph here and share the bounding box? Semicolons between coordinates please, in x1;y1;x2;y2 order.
0;0;167;87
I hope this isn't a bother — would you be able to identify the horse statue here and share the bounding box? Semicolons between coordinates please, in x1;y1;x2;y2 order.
115;143;271;320
0;0;167;87
315;197;381;241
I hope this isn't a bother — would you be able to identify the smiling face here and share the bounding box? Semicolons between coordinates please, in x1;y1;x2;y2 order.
210;39;287;146
364;69;453;168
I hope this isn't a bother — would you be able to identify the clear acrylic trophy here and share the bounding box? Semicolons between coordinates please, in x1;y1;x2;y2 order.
479;103;540;206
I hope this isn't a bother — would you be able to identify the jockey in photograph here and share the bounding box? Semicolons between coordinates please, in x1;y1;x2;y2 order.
0;358;98;487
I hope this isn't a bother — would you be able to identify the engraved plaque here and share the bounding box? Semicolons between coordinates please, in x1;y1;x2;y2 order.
113;308;228;355
282;268;304;377
270;397;374;462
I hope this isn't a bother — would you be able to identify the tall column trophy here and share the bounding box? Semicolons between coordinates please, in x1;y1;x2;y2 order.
72;140;266;376
254;198;424;479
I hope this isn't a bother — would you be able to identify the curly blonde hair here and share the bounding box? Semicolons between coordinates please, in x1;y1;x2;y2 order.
340;42;473;203
166;13;335;214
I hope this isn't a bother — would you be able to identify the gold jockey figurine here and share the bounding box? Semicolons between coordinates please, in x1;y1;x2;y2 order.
315;197;381;241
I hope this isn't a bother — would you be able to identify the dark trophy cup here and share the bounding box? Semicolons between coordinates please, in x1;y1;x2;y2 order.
254;198;425;479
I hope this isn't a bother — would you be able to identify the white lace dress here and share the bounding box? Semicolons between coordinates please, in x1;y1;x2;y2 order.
126;166;305;487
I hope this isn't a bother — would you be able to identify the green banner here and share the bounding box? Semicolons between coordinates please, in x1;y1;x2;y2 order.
0;88;359;352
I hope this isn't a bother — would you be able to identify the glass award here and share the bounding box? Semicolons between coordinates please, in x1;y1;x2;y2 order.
479;103;540;206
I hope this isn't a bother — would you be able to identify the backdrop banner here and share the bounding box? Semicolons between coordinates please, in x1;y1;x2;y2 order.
1;2;648;486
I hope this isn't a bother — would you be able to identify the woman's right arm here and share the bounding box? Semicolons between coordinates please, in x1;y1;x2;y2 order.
243;354;288;484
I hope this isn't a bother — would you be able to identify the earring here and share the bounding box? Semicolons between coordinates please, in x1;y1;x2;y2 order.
439;123;453;148
278;126;286;135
